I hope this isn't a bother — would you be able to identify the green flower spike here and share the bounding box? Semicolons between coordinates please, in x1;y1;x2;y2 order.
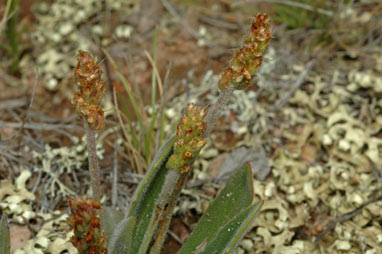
166;104;208;174
218;13;271;91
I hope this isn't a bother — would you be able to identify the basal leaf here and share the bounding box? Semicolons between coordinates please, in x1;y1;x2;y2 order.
179;163;256;254
102;207;124;245
128;136;176;254
108;216;136;254
200;201;263;254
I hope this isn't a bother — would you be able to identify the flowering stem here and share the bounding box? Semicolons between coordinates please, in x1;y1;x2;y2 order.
206;13;271;136
205;87;234;137
149;91;235;251
84;119;101;204
147;103;208;253
150;171;188;254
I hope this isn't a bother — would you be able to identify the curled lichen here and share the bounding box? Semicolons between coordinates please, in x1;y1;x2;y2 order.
166;104;208;174
218;13;271;91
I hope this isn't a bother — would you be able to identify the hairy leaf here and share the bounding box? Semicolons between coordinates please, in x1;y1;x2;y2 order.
102;207;124;245
108;216;136;254
199;201;263;254
180;163;260;253
128;136;176;254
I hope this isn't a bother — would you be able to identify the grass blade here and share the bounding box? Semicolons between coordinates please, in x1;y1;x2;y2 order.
103;49;144;129
144;46;163;165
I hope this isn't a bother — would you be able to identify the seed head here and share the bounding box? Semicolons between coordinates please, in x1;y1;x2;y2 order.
73;51;105;130
67;197;107;254
218;13;271;91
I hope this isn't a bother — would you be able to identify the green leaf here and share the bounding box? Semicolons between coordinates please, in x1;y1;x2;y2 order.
128;136;176;254
0;214;10;254
102;207;124;245
179;163;260;254
108;137;175;254
199;201;263;254
108;216;136;254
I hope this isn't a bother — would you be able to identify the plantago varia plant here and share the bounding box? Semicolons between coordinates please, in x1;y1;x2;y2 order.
67;51;107;254
106;13;271;254
0;13;271;254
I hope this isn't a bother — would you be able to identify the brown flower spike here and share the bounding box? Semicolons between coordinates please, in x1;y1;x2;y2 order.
218;13;271;91
73;51;105;130
67;197;107;254
166;104;208;174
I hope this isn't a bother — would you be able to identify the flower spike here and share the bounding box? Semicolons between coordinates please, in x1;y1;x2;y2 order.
73;51;105;130
218;13;271;91
67;197;107;254
167;104;208;174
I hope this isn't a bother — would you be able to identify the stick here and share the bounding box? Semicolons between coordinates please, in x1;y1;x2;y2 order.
232;0;333;16
273;59;315;110
314;195;382;244
0;121;80;130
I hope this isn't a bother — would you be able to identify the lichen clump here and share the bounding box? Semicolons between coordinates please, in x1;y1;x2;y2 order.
67;197;107;254
167;104;208;173
73;51;105;130
218;13;271;91
32;0;139;90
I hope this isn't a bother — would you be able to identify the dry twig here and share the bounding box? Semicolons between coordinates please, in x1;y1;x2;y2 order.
233;0;333;16
0;121;80;130
0;98;27;110
160;0;216;47
273;59;316;110
315;195;382;244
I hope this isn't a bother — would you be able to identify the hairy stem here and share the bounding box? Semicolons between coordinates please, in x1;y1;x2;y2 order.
136;169;181;254
205;87;234;136
150;172;188;254
151;170;180;230
84;119;101;203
